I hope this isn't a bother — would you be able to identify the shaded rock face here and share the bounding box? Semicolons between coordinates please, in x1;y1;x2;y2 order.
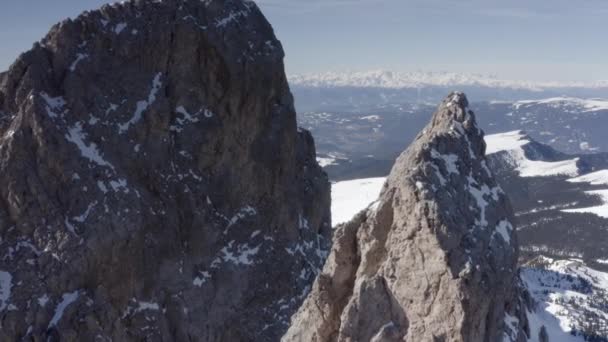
0;0;330;341
284;93;526;342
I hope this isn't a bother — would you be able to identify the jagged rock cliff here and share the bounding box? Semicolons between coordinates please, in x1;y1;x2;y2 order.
0;0;330;341
284;93;528;342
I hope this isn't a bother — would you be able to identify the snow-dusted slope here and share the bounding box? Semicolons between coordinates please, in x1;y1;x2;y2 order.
562;190;608;218
522;258;608;341
516;157;579;178
331;177;385;225
485;130;531;155
485;131;580;178
562;171;608;218
289;70;608;90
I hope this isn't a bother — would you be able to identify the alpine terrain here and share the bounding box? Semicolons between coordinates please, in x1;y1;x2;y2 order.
0;0;605;342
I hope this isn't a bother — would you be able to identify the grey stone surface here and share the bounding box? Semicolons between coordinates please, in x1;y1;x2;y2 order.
0;0;330;341
284;93;528;342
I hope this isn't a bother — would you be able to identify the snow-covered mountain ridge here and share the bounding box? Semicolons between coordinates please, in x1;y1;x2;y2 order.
289;70;608;91
485;131;580;178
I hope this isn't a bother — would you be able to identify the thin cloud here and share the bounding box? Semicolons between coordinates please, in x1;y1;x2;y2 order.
254;0;391;13
474;8;547;19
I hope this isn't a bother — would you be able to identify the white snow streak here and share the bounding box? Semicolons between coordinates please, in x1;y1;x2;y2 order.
65;122;115;170
40;93;66;118
114;22;127;34
119;73;162;134
494;220;513;244
69;53;89;71
0;271;12;312
48;291;80;328
220;241;261;266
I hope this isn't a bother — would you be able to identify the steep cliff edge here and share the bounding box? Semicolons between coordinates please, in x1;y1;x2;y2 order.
0;0;330;340
284;92;528;342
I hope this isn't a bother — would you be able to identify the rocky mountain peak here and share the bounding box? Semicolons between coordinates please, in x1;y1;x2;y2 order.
0;0;330;341
284;92;528;342
426;91;485;155
437;91;470;121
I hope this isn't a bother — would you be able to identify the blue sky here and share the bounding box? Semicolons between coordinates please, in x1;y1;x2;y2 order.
1;0;607;81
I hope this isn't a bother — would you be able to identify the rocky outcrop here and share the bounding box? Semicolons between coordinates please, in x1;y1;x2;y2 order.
0;0;330;341
284;93;527;341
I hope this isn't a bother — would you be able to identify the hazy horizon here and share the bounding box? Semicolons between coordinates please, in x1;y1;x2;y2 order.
1;0;607;82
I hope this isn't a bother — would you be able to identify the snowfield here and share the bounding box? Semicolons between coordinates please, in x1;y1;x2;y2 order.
485;130;530;155
331;177;385;225
484;131;579;178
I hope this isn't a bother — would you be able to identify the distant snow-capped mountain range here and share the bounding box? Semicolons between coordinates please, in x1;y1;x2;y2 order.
288;70;608;90
288;70;608;112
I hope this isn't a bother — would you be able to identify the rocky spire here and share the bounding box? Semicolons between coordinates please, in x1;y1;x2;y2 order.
0;0;330;340
284;92;528;341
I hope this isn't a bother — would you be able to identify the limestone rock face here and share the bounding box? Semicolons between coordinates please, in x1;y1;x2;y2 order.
284;93;526;342
0;0;330;341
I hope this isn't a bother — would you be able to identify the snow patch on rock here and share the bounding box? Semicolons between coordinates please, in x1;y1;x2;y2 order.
40;92;67;118
48;291;80;328
0;271;12;312
218;241;261;266
118;73;162;134
114;22;127;34
494;220;513;244
431;148;459;175
66;122;115;170
69;53;89;71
